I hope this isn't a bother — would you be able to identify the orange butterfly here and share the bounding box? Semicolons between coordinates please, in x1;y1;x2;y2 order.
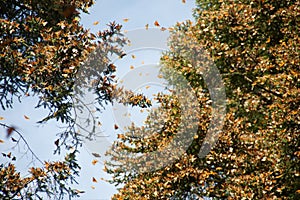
6;126;15;138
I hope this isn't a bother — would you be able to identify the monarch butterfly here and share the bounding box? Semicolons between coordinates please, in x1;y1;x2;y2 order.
154;21;160;27
61;4;79;18
6;126;15;138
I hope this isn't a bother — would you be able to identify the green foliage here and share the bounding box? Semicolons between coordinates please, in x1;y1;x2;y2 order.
0;0;125;199
106;0;300;199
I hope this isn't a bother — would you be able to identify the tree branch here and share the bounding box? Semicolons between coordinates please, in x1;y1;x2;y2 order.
0;122;43;165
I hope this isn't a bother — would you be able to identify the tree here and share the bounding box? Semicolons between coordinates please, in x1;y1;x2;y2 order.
106;0;300;199
0;0;126;199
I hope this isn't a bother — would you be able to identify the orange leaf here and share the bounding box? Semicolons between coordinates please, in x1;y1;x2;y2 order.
123;18;129;22
0;116;4;120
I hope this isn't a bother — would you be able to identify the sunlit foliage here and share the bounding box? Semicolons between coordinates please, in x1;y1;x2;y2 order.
0;0;125;199
106;0;299;199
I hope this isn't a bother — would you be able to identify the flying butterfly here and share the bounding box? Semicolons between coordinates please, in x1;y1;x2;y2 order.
114;124;119;130
6;126;15;138
154;21;160;27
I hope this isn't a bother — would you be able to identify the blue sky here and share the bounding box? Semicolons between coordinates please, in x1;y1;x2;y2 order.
0;0;195;199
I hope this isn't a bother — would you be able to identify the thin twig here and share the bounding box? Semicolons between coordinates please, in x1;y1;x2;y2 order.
0;122;43;165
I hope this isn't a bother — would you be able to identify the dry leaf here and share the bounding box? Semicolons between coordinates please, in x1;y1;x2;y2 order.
145;24;149;30
93;21;99;25
123;18;129;22
130;65;134;69
0;116;4;120
0;139;4;144
24;115;30;120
